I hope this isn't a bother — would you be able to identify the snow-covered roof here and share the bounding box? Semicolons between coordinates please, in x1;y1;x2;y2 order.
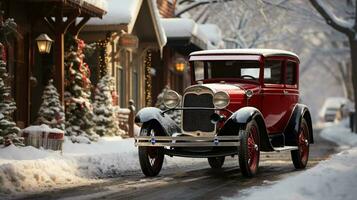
161;19;224;50
196;24;224;49
82;0;108;11
87;0;139;26
149;0;167;51
161;18;196;38
190;49;299;59
86;0;166;51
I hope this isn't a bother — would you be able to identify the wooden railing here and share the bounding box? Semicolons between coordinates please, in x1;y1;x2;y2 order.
117;100;136;137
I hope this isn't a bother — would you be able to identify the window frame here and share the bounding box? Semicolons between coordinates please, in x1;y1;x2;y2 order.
263;57;285;88
285;59;298;89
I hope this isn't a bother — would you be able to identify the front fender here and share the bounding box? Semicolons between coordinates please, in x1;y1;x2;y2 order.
220;107;274;151
135;107;181;136
284;104;314;146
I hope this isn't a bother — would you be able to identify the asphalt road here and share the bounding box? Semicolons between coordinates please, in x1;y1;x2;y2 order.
23;128;337;200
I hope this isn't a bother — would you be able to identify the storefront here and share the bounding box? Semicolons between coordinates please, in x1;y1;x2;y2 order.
0;0;106;127
81;0;166;109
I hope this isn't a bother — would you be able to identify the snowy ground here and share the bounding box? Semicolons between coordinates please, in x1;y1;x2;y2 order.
225;121;357;200
0;136;201;197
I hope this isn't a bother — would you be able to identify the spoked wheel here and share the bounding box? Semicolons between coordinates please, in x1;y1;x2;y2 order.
291;118;310;169
138;122;164;177
208;156;225;169
238;120;260;177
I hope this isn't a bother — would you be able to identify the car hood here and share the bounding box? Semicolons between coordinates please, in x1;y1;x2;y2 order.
184;83;260;98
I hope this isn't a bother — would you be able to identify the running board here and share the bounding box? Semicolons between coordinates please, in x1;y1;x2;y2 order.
273;146;298;152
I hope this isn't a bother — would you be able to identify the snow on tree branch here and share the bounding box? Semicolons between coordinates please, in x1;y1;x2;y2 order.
310;0;355;36
176;0;231;17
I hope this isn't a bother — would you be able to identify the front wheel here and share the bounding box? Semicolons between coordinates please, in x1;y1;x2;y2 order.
208;156;225;169
291;118;310;169
138;122;164;177
238;120;260;177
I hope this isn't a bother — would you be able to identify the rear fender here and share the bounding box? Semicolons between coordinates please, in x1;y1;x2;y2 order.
135;107;181;136
220;107;274;151
284;104;314;146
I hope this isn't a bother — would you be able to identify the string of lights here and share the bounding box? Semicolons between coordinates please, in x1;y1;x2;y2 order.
96;39;109;77
145;50;152;106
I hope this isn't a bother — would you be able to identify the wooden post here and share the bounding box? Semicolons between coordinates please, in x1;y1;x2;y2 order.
54;33;65;103
128;99;136;137
45;9;80;104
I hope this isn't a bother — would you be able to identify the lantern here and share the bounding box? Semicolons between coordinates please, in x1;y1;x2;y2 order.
175;58;186;73
36;34;53;54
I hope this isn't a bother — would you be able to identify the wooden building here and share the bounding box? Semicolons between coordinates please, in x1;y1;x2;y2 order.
0;0;106;127
80;0;166;109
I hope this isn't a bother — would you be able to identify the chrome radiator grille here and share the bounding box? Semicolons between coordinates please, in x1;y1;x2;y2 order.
182;93;215;132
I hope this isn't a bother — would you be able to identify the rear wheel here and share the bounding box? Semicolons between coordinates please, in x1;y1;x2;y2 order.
291;118;310;169
208;156;225;169
138;122;165;177
238;120;260;177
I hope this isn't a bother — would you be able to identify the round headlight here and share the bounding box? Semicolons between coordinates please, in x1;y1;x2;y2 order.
213;91;230;109
163;90;181;109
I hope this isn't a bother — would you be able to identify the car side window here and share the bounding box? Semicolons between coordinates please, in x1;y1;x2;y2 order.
264;60;283;84
286;61;297;85
194;61;204;80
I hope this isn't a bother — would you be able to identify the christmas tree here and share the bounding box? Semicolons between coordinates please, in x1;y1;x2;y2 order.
0;12;22;146
155;86;181;124
37;79;65;130
93;75;123;136
0;44;22;146
64;38;98;142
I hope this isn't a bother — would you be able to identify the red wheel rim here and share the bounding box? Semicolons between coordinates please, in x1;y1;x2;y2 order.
247;125;259;172
298;123;309;165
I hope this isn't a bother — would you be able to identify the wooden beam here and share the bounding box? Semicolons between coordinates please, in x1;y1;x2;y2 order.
68;16;90;37
44;17;55;32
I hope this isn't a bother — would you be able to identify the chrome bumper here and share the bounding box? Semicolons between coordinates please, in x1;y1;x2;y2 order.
134;135;240;147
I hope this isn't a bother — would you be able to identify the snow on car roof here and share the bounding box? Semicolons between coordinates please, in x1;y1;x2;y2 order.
190;49;299;59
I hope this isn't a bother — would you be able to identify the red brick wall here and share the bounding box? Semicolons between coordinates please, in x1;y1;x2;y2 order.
157;0;177;18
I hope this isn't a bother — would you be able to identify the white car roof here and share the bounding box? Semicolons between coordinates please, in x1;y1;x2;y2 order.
190;49;299;60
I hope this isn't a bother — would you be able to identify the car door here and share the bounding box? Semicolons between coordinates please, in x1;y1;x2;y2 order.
261;58;287;134
283;59;299;123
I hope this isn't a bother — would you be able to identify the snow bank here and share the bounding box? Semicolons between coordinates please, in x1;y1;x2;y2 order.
225;123;357;200
320;121;357;147
225;147;357;200
0;137;201;195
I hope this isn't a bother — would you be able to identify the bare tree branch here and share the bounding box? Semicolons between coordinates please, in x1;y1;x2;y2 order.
176;0;232;17
310;0;354;36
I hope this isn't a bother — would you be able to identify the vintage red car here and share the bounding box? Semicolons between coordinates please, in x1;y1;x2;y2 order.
135;49;314;177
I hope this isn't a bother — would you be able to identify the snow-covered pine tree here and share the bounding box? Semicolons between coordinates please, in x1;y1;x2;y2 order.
155;86;181;124
37;79;65;130
0;44;22;146
64;38;98;142
93;75;122;136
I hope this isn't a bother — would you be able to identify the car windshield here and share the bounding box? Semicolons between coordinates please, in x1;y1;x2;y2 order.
192;60;260;82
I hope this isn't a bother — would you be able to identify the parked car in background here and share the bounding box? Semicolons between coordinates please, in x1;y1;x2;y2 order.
319;97;351;123
135;49;314;178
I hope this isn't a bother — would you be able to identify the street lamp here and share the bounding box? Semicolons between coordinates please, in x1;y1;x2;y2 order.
36;34;53;54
